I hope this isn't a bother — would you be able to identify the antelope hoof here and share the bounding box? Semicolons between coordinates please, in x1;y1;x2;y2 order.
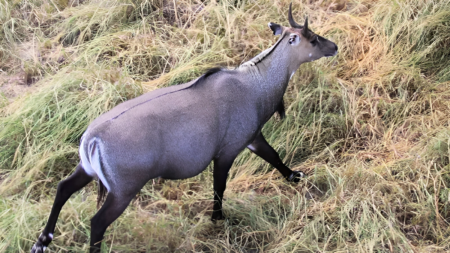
31;233;52;253
30;242;46;253
211;210;226;222
287;170;305;183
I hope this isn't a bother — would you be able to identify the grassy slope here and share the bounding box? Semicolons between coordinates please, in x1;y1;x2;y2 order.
1;0;450;252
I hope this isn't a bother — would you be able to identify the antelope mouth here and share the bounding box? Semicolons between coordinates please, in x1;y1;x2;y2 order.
325;50;338;57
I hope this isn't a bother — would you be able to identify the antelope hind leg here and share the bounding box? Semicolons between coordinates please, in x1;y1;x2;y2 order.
31;164;93;253
89;191;138;252
211;154;238;221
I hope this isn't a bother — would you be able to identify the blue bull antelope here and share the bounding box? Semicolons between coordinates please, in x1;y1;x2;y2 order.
32;4;337;252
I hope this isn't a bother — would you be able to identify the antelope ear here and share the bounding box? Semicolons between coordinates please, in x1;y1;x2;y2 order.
268;22;282;35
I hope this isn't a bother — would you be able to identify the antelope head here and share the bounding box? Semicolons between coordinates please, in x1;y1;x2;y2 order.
268;3;338;75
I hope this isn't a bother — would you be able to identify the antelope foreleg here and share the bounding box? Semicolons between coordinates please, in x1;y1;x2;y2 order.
247;133;304;182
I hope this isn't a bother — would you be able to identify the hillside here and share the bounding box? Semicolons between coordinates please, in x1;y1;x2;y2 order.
1;0;450;252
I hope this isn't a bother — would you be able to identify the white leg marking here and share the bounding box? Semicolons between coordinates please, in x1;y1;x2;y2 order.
48;233;53;239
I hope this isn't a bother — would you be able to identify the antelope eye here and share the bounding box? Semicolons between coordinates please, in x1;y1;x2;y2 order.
289;34;298;44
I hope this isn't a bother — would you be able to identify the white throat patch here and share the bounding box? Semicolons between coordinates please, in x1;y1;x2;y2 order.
290;71;296;80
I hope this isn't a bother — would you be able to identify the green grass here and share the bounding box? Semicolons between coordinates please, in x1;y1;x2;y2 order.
1;0;450;252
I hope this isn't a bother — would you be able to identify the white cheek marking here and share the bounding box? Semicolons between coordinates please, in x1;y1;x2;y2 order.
43;246;47;251
309;53;312;58
49;233;53;239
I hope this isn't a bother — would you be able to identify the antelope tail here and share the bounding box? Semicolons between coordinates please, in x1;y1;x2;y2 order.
97;179;107;209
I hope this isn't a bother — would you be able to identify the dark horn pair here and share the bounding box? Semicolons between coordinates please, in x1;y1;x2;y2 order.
288;3;308;36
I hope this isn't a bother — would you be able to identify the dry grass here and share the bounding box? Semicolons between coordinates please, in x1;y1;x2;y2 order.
1;0;450;252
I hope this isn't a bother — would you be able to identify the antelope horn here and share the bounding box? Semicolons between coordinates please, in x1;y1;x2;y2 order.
288;3;302;28
302;17;309;37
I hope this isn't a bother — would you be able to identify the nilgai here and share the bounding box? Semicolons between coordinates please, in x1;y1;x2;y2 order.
32;4;337;252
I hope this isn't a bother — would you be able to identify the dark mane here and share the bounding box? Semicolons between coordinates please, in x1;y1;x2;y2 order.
191;67;223;87
240;33;287;67
109;67;223;121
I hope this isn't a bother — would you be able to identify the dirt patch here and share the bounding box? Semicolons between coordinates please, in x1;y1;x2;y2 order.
0;41;40;103
0;39;70;104
0;71;31;103
182;199;213;219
